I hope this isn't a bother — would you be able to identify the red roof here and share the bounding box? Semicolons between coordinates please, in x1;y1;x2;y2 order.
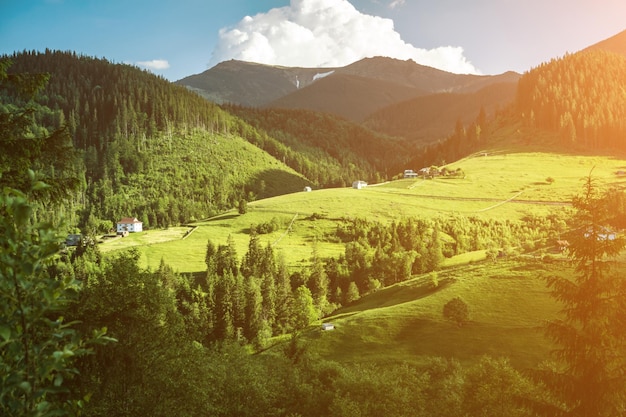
118;217;142;224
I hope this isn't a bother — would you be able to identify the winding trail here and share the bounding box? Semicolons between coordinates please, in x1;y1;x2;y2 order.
272;213;298;247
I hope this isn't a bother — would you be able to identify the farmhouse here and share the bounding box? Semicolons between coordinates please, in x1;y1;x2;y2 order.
403;169;418;178
321;323;335;331
117;217;143;234
352;180;368;189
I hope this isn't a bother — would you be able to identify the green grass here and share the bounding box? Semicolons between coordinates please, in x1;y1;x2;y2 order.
96;140;626;369
297;258;561;369
99;148;626;273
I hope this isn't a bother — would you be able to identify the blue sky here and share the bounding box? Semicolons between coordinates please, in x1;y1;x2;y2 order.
1;0;624;81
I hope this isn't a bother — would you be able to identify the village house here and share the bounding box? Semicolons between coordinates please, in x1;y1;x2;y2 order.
117;217;143;234
403;169;419;178
352;180;368;190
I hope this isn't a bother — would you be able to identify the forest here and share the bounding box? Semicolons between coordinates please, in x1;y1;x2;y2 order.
2;49;626;415
516;50;626;148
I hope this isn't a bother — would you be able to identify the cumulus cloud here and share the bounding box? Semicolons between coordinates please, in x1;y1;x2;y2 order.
136;59;170;70
209;0;479;74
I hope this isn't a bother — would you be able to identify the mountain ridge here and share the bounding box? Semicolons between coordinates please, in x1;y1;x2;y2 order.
175;56;521;119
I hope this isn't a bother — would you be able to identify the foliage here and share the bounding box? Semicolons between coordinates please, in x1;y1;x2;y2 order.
0;57;81;224
0;182;111;416
443;297;470;327
542;175;626;416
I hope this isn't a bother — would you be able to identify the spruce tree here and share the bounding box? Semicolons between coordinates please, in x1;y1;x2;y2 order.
543;175;626;416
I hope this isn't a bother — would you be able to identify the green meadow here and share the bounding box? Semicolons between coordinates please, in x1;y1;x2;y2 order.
298;258;562;369
100;148;626;273
95;146;626;368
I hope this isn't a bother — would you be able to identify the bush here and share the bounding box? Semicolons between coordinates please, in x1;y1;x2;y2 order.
443;297;470;327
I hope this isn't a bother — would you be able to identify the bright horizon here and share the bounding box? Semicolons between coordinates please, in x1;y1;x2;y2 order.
1;0;625;80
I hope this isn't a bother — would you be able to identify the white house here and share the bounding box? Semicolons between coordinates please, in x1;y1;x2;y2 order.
117;217;143;234
403;169;418;178
352;180;368;190
321;323;335;331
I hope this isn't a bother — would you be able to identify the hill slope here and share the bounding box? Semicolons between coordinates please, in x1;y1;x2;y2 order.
0;51;314;228
516;49;626;150
584;28;626;58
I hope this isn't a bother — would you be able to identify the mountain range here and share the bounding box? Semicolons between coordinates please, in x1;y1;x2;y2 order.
177;56;520;122
176;29;626;145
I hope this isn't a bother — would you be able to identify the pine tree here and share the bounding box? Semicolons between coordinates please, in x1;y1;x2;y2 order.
308;245;329;316
542;175;626;416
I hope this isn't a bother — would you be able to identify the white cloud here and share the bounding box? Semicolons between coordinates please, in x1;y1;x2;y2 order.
388;0;406;9
136;59;170;70
209;0;480;74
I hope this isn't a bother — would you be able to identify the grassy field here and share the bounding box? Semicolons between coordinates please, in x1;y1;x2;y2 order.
99;148;626;273
292;257;562;369
94;142;626;370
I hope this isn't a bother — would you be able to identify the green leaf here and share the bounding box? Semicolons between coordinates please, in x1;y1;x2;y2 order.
0;325;10;341
19;381;31;393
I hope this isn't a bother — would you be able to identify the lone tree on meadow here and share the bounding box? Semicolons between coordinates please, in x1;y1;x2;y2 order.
443;297;470;327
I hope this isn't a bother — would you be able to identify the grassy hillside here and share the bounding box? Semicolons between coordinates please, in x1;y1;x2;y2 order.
100;132;626;273
299;258;561;369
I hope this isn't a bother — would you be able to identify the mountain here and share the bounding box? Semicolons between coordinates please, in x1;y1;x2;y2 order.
176;57;520;122
265;72;425;122
176;59;337;107
584;28;626;58
363;81;517;144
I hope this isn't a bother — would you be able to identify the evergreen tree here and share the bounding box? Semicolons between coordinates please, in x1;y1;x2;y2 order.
542;175;626;416
259;244;277;330
308;245;329;316
274;253;294;333
291;286;318;331
243;274;262;342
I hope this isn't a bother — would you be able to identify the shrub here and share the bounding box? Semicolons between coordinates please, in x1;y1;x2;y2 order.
443;297;470;327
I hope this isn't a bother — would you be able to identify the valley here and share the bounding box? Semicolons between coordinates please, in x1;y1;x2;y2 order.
100;146;626;273
3;32;626;415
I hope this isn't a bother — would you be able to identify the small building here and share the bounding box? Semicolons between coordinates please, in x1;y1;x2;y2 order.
117;217;143;234
65;234;82;247
403;169;418;178
304;186;312;192
321;323;335;331
352;180;368;190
